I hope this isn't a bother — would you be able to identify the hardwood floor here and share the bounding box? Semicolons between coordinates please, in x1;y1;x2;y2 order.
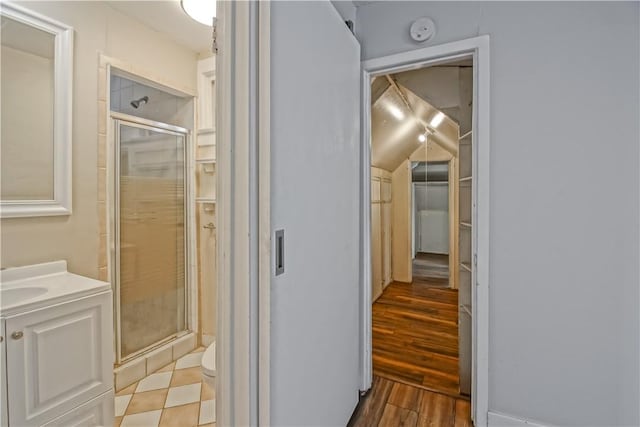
348;376;471;427
372;280;461;397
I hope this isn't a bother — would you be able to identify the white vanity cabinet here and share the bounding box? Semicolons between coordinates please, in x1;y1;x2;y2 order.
0;261;114;426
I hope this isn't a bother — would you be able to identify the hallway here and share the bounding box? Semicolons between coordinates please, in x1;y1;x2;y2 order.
372;280;461;397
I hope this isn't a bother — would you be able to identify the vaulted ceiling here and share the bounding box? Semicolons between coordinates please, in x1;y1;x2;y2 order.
371;76;459;172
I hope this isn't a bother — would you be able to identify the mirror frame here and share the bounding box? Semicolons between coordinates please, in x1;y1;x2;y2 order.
0;2;73;218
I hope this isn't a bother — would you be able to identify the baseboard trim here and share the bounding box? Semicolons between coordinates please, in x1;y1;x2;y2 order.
488;411;554;427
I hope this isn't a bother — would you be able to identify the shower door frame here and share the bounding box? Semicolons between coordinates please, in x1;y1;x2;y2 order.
111;112;194;364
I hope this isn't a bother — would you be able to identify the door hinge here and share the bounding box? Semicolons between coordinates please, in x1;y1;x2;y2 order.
474;253;477;267
211;19;218;54
345;20;354;35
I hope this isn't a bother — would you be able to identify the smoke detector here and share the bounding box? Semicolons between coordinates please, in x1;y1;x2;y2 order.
409;17;436;42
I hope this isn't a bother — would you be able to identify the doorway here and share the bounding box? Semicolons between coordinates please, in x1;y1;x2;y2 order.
360;36;490;424
108;70;197;365
368;59;470;395
412;161;451;283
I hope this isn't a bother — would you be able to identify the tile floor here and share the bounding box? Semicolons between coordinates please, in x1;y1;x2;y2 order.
114;347;215;427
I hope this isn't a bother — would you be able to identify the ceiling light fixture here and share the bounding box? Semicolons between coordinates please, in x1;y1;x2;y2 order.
388;105;405;120
181;0;216;27
418;134;426;143
430;112;445;128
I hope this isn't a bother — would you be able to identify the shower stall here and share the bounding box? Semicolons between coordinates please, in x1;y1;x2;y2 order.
109;73;195;364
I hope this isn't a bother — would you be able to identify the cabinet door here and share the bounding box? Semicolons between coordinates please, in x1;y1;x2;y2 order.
43;391;114;427
6;292;113;426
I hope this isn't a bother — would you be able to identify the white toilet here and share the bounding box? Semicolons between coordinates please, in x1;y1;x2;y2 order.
201;341;216;388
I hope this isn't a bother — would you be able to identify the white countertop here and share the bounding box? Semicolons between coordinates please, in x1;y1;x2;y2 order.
0;261;111;317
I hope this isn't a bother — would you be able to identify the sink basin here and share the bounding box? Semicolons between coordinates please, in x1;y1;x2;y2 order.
0;261;110;315
1;287;48;306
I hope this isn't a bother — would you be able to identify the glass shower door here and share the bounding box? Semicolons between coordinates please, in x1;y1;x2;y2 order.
115;119;188;362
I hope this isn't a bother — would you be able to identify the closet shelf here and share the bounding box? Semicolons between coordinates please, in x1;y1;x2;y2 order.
460;222;472;228
196;197;216;203
461;263;472;273
460;176;472;182
196;158;216;164
197;128;216;135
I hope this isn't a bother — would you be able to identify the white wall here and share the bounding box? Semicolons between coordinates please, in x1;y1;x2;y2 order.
414;182;448;212
414;182;449;254
357;2;639;426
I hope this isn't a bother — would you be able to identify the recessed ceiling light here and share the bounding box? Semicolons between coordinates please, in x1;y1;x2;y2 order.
430;112;445;128
388;105;405;120
181;0;216;27
418;134;426;143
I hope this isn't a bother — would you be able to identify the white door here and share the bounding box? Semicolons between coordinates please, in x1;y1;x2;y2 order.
270;2;361;425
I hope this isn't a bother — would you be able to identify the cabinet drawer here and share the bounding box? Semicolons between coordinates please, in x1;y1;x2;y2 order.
5;292;113;426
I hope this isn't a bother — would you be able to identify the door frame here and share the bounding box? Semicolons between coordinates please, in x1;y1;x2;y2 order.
215;1;266;425
360;36;491;426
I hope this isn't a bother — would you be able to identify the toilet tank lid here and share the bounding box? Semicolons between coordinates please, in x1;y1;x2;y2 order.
202;341;216;376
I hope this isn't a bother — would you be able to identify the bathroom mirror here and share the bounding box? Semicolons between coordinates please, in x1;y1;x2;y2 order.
0;2;73;218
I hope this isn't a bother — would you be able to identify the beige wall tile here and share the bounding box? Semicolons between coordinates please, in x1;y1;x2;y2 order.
97;134;106;168
98;266;108;282
98;167;106;202
98;66;107;101
115;358;146;391
146;346;173;374
98;233;108;269
98;201;106;235
98;100;107;134
172;333;196;360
